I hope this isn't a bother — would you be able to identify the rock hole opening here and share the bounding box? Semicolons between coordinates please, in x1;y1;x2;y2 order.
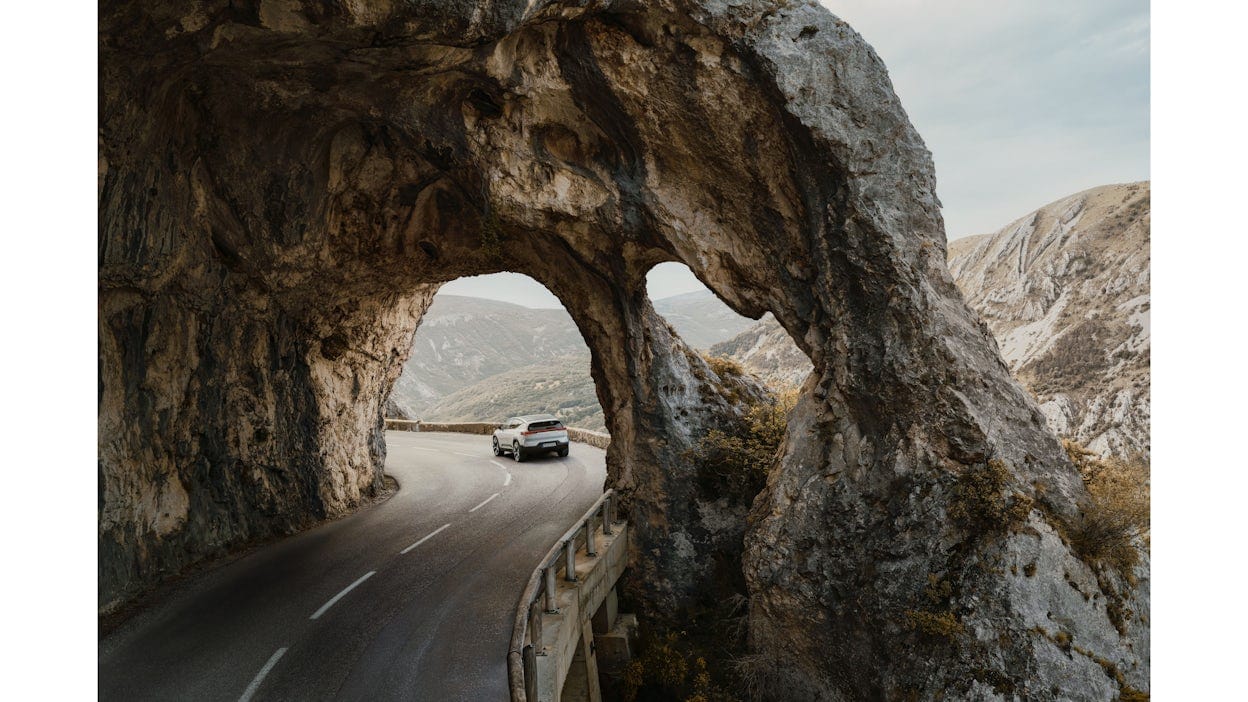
386;272;606;433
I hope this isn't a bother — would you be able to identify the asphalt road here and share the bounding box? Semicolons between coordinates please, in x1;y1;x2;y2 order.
98;431;607;701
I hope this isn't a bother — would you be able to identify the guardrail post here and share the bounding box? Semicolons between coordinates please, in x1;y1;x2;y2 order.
529;601;544;653
565;539;577;581
523;644;537;701
585;518;598;557
602;496;614;536
544;566;558;613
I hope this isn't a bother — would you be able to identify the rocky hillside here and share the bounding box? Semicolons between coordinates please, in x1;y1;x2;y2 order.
652;290;755;348
948;182;1150;457
709;314;812;389
388;295;585;417
390;290;751;423
420;354;605;431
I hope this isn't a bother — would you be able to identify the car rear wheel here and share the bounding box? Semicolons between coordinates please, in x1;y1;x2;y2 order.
492;438;502;456
558;447;569;457
513;441;525;462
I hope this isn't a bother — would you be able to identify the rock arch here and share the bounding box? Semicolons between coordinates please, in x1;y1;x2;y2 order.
100;0;1147;697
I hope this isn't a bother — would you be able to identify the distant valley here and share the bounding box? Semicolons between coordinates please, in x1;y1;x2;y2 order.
387;291;760;432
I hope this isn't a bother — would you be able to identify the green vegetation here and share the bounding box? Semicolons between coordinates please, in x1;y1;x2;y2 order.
478;208;504;260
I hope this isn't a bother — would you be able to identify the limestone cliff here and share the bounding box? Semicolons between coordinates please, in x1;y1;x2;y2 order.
100;1;1146;697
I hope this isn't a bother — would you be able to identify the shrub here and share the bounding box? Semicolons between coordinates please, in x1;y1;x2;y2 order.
619;632;734;702
477;208;504;260
903;609;964;640
686;389;796;504
702;353;744;379
948;459;1033;537
1061;440;1150;575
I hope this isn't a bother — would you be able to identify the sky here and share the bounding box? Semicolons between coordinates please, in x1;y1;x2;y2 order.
438;262;703;308
442;0;1150;308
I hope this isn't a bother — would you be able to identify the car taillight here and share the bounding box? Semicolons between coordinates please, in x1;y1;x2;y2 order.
522;426;564;435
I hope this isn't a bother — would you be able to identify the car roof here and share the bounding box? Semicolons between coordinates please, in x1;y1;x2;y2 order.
518;414;560;423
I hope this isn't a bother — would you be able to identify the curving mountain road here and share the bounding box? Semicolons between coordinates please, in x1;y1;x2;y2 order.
98;431;607;701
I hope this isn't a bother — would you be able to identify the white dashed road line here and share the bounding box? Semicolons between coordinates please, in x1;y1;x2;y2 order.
400;523;451;555
310;571;376;620
468;493;500;513
239;647;288;702
489;460;512;487
452;451;476;457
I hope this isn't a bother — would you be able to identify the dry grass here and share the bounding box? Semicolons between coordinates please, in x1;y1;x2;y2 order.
702;352;745;379
620;631;735;702
949;459;1033;537
1062;440;1150;575
903;609;964;640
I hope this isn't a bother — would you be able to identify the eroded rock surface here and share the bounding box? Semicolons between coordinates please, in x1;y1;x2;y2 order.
100;0;1147;697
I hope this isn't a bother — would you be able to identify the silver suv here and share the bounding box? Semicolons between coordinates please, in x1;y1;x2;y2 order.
492;414;570;461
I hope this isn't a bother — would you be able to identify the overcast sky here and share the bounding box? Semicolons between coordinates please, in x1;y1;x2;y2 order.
442;0;1150;308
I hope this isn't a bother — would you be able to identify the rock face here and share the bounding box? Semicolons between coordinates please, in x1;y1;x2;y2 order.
948;183;1151;458
100;1;1146;697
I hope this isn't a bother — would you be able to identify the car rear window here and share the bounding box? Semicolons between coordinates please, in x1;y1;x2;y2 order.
528;420;563;430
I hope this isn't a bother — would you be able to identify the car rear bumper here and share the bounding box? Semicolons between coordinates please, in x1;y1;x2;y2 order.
520;438;569;450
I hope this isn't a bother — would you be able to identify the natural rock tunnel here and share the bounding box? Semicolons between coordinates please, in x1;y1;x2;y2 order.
99;0;1148;698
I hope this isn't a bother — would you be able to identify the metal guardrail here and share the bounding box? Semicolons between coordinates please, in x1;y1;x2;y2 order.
507;489;620;702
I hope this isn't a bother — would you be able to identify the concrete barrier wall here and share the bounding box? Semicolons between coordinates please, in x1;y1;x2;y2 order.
384;420;611;449
383;418;422;431
566;428;611;450
414;421;496;435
